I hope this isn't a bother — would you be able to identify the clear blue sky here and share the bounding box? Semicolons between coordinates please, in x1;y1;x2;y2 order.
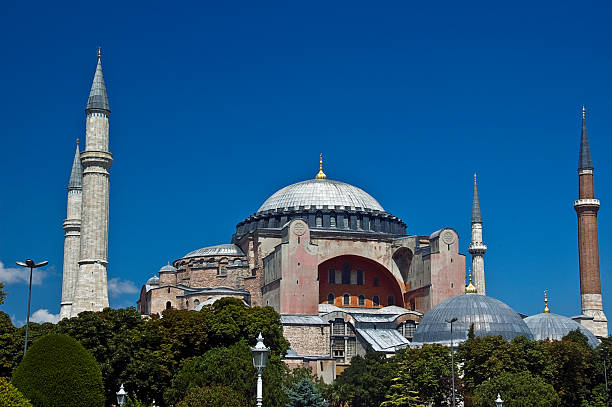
1;1;610;328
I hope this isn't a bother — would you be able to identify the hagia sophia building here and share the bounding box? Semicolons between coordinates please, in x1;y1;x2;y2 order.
59;54;608;381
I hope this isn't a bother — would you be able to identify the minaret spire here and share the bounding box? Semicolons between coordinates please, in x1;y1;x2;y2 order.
86;49;110;114
573;106;607;338
67;140;82;190
468;173;487;295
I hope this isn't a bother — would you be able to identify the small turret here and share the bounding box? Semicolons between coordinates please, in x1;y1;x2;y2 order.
543;290;550;313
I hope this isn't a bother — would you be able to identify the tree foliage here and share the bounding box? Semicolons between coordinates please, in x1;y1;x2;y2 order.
11;334;104;407
286;378;328;407
177;385;247;407
472;371;559;407
0;377;32;407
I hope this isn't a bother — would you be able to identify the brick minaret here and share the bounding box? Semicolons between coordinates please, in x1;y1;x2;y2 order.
59;140;83;320
71;50;112;316
573;106;607;338
468;173;487;295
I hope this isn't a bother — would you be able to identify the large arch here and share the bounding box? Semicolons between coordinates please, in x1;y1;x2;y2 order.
318;254;404;308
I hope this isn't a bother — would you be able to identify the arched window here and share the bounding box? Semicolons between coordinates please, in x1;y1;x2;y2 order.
372;296;380;307
387;295;395;306
343;214;350;229
330;215;336;228
316;213;323;228
343;294;350;306
356;216;362;229
186;300;189;309
166;301;172;310
327;293;335;304
194;299;200;307
358;295;365;306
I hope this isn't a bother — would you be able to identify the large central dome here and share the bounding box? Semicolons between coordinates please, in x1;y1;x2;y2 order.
257;179;384;214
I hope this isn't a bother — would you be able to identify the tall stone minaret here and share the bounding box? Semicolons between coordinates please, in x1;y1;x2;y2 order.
573;106;607;338
59;141;83;320
468;173;487;295
71;50;112;316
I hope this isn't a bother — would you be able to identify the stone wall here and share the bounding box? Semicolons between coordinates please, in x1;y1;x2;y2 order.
283;325;330;356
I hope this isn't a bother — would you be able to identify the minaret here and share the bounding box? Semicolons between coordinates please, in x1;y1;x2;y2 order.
468;173;487;295
573;106;607;337
59;140;83;320
71;50;112;316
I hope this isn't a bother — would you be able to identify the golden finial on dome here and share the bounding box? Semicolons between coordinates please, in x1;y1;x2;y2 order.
465;268;477;294
315;153;327;179
543;289;550;313
98;46;101;59
582;105;586;119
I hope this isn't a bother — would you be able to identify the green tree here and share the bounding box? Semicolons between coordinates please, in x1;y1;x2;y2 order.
324;351;394;407
0;377;32;407
380;382;424;407
11;334;104;407
286;378;328;407
472;371;559;407
0;282;6;304
177;385;247;407
0;311;20;377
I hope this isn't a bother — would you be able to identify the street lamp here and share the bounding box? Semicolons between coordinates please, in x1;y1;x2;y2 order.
495;393;503;407
601;346;609;397
446;317;458;407
251;333;269;407
16;259;48;356
116;384;127;407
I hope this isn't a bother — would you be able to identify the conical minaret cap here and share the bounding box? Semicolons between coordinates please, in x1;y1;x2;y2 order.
86;50;110;113
68;140;83;190
471;173;482;224
578;105;593;171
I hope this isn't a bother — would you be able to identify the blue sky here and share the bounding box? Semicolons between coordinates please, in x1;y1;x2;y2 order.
1;1;610;328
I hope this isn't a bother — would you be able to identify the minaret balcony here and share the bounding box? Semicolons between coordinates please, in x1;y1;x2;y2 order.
573;199;600;210
468;243;487;254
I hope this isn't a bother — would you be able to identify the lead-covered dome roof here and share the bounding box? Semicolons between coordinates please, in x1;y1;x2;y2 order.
257;179;384;214
524;312;600;348
182;244;245;259
412;293;533;345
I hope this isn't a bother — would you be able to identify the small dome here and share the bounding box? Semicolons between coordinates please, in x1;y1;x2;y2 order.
412;294;533;345
524;312;600;348
257;179;384;214
146;275;159;285
182;244;245;259
159;264;177;273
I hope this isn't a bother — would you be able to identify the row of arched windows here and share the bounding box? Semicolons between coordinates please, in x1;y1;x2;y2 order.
327;293;394;307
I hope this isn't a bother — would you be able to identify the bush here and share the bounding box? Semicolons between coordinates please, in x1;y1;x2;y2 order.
177;385;247;407
0;377;32;407
11;334;104;407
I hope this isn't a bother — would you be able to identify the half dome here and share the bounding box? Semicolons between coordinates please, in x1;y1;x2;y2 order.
257;179;384;214
524;312;600;348
412;293;533;345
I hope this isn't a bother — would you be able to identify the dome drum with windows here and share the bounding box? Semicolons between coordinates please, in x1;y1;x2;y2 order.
233;155;406;241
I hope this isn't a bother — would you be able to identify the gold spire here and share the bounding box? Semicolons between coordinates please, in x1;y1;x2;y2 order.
465;268;477;294
543;290;550;313
582;105;586;119
76;138;79;146
315;153;327;179
97;47;101;59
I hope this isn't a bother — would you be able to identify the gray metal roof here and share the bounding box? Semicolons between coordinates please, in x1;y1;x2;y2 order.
68;143;82;190
257;179;384;214
146;275;159;285
412;293;533;345
318;303;421;317
281;315;329;325
579;112;593;170
356;328;410;352
472;174;482;224
524;312;600;348
159;263;177;273
86;58;110;113
182;244;245;259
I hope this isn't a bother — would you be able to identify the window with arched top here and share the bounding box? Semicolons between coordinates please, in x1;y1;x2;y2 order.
343;294;350;306
343;214;350;229
387;295;395;306
330;216;336;228
166;301;172;309
372;296;380;307
194;299;200;307
316;214;323;228
358;295;365;306
327;293;335;304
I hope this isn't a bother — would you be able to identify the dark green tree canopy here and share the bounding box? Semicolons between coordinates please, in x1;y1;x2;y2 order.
286;378;328;407
11;334;104;407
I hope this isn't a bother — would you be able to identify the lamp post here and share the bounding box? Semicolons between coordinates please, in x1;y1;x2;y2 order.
446;317;458;407
495;393;503;407
15;259;48;356
251;333;269;407
601;346;609;400
116;384;127;407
